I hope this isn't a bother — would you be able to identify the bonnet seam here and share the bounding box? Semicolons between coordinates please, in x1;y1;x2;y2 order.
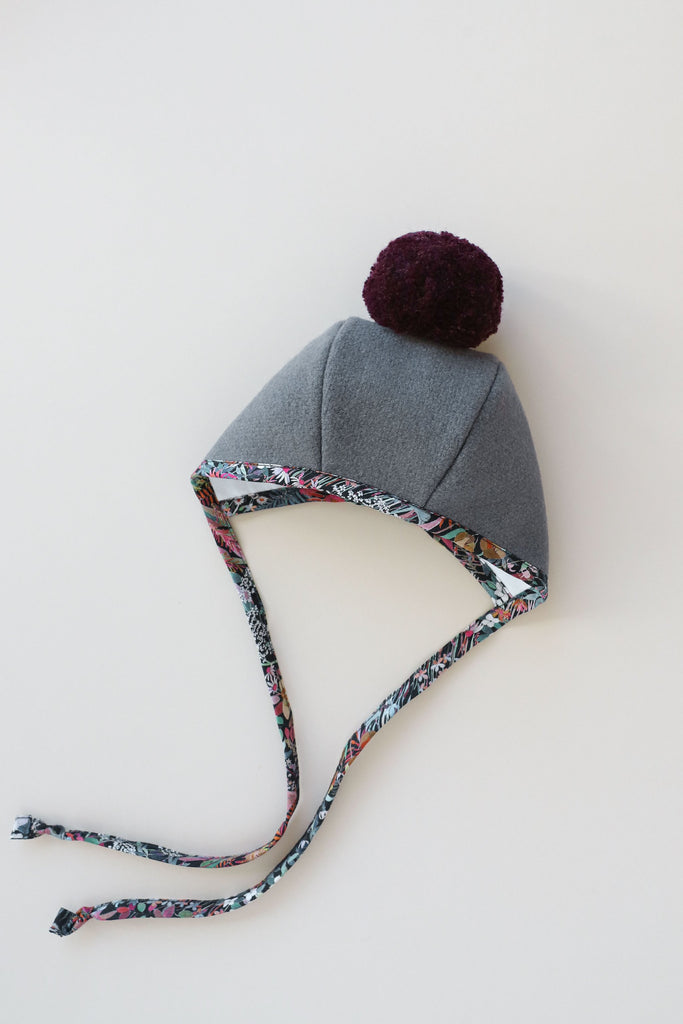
319;319;348;470
425;359;501;509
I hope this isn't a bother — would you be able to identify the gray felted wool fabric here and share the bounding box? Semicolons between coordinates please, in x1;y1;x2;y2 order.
207;316;548;573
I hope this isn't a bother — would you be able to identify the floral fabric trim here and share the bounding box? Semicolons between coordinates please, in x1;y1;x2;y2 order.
12;459;548;936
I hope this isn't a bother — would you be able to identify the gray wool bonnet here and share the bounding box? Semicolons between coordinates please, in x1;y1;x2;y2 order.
12;230;549;936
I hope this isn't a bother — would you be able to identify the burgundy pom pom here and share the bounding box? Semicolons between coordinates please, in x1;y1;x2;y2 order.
362;230;503;350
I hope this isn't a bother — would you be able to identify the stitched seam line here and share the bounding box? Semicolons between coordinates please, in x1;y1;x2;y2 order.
319;319;347;469
425;360;502;509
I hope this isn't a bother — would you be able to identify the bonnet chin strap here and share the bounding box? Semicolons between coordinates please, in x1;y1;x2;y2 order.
12;462;547;936
46;596;529;937
11;553;300;870
10;482;303;889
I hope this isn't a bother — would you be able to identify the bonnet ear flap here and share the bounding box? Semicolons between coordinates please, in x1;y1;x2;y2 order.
425;361;549;577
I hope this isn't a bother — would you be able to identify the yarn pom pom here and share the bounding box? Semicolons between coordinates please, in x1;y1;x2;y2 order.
362;230;503;349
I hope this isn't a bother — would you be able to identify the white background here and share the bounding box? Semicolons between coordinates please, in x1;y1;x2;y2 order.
1;2;682;1021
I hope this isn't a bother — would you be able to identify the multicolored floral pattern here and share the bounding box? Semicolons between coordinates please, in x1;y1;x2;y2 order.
12;459;548;936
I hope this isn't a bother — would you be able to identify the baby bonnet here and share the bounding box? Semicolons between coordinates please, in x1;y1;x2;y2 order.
12;230;548;936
